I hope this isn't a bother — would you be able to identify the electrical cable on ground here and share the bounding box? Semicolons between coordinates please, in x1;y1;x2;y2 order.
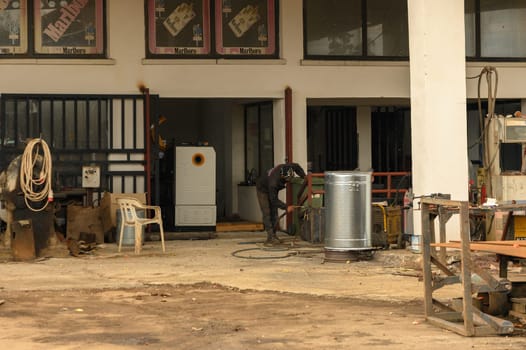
231;243;324;260
231;205;324;260
231;247;297;260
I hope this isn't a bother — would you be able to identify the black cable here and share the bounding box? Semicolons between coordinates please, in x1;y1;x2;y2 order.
273;211;288;233
231;247;296;259
231;205;321;259
392;174;411;207
232;236;325;260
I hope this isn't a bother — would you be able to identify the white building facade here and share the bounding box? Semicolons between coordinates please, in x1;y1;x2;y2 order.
1;1;525;238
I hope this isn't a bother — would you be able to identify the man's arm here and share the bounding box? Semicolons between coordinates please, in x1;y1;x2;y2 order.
269;188;287;209
289;163;306;178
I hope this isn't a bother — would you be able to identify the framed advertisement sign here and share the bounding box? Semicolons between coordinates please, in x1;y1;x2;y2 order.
215;0;277;56
147;0;211;56
34;0;104;55
0;0;27;55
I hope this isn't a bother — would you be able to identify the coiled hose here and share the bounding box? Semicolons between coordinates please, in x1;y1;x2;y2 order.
19;138;53;211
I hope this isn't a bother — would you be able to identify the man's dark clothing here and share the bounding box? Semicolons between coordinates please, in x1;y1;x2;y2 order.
255;163;306;244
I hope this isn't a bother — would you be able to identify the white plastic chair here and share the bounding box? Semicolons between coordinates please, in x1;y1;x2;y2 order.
117;197;166;254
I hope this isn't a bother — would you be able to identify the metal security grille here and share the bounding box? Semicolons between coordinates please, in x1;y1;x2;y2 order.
324;107;358;171
371;108;411;173
0;94;153;202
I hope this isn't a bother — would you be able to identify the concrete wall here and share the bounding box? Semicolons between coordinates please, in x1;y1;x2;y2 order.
0;1;411;172
1;2;522;106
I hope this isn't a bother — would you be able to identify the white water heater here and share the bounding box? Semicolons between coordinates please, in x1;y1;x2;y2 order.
174;146;216;229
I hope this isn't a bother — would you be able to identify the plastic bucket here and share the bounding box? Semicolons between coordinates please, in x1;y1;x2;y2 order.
410;234;421;253
116;209;145;245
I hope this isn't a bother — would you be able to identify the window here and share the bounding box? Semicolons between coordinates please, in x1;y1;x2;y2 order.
146;0;279;58
303;0;409;60
466;0;526;60
0;0;106;58
244;102;273;182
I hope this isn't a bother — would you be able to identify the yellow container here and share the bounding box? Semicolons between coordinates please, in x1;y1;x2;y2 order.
373;205;402;244
514;215;526;240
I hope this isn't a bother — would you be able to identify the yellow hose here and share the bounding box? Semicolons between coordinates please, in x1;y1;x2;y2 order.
373;203;387;232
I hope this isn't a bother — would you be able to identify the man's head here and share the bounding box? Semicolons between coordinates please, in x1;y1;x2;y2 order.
280;166;294;181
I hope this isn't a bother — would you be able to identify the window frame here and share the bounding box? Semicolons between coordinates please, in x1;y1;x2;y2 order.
146;0;212;57
466;0;526;62
302;0;409;61
145;0;280;59
0;0;107;59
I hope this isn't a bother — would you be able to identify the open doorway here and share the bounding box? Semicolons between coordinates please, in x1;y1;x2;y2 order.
307;104;412;174
371;107;412;173
307;102;412;205
154;98;273;230
307;106;358;172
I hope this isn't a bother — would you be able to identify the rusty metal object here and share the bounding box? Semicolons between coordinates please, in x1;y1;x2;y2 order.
324;249;374;263
476;291;511;316
11;220;36;261
1;152;54;258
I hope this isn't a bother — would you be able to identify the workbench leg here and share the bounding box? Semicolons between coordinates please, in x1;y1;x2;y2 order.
438;207;452;265
459;201;475;336
421;203;434;318
498;255;508;279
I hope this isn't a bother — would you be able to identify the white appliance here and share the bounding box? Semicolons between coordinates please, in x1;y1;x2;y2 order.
496;117;526;143
174;146;216;229
487;117;526;202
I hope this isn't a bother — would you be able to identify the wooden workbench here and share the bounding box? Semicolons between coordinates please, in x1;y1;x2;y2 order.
421;197;521;336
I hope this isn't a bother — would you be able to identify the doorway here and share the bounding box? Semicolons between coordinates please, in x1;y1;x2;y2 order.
307;106;358;173
371;107;412;173
155;98;273;230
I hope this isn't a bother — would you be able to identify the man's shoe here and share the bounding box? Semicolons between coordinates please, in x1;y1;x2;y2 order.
264;236;282;247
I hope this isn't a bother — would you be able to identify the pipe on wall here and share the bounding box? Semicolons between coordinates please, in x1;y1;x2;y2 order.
140;84;152;205
285;87;293;230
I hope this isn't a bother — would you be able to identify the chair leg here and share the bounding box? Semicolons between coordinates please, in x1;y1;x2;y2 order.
135;223;142;254
160;223;165;253
118;222;125;253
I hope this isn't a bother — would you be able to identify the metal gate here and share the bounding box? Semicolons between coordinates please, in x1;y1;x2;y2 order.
0;93;159;204
324;107;358;170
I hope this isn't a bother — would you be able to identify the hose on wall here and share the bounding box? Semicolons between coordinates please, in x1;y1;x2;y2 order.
19;138;53;212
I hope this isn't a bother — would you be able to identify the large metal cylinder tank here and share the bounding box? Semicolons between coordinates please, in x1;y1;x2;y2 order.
324;171;372;251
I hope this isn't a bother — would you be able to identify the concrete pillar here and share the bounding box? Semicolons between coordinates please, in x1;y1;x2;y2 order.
408;1;468;238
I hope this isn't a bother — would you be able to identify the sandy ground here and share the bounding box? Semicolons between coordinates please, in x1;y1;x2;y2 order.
1;232;526;349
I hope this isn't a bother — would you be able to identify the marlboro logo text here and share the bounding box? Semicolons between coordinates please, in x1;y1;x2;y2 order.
43;0;90;42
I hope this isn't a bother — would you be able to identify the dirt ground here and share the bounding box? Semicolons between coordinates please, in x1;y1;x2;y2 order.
1;232;526;349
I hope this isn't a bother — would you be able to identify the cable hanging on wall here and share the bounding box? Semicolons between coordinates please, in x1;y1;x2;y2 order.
467;66;498;198
19;138;53;212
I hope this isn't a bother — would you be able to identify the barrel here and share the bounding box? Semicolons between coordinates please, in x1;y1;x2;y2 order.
324;171;372;251
116;209;145;245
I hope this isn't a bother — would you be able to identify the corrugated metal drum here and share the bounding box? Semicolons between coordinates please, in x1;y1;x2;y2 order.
324;171;372;251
